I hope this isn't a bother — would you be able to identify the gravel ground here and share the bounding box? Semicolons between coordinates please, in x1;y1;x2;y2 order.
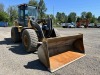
0;27;100;75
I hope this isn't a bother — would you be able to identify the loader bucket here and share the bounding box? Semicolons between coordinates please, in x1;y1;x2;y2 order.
38;34;85;72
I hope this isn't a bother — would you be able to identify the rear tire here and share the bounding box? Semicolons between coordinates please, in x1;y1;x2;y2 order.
11;27;21;43
22;29;38;52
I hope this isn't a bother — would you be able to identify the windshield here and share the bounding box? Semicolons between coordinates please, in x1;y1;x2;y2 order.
25;6;38;19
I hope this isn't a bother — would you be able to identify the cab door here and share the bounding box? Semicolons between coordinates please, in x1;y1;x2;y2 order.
18;6;28;27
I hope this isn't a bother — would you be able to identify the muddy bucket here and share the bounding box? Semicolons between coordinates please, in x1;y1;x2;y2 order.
38;34;85;72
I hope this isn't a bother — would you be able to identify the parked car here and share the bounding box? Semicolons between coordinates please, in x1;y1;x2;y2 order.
67;23;75;28
88;23;95;28
79;25;84;28
61;23;75;28
61;23;67;28
96;24;100;28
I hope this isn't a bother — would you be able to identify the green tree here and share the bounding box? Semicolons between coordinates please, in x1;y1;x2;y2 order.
0;3;9;21
91;15;96;23
81;11;87;19
65;15;68;23
56;12;62;23
86;12;92;19
28;0;38;6
56;12;67;23
68;12;77;22
0;11;9;22
38;0;47;18
76;17;81;22
7;6;18;22
49;14;57;24
28;0;47;18
97;16;100;23
68;17;72;23
61;13;67;22
0;3;4;12
49;14;54;19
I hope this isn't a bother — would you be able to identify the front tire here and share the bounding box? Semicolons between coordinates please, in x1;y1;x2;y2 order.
22;29;38;52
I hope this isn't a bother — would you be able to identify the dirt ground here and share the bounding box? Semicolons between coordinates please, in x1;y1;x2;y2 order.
0;27;100;75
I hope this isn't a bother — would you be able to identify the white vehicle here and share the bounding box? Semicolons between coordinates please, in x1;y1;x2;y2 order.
96;24;100;28
67;23;75;28
61;23;67;28
61;23;75;28
88;23;95;28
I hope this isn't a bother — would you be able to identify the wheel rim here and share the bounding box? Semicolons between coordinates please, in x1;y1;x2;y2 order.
23;35;28;48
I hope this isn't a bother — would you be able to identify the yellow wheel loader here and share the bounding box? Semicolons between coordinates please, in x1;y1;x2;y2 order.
11;4;85;72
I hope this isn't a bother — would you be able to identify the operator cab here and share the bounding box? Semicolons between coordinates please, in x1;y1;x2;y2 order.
18;4;38;27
